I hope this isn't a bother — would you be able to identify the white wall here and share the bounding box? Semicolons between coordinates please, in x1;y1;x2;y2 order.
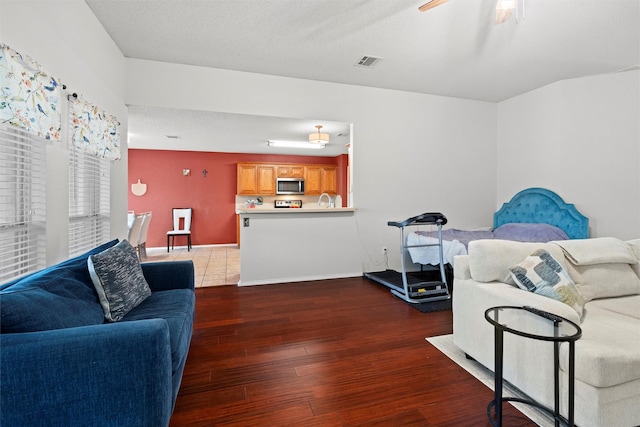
497;70;640;240
1;0;129;264
126;59;498;273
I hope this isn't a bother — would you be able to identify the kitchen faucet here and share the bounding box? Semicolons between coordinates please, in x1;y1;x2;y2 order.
318;192;334;208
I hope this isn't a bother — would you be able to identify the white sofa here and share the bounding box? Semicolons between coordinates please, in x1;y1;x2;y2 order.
452;238;640;427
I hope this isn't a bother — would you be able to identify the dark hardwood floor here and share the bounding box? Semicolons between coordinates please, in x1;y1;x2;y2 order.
170;277;535;426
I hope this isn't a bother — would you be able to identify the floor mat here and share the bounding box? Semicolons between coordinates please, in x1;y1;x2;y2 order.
398;295;452;312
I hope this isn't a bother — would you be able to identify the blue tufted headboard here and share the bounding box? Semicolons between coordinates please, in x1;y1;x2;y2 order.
493;188;589;239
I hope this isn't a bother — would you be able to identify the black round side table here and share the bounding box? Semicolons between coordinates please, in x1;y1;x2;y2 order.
484;305;582;427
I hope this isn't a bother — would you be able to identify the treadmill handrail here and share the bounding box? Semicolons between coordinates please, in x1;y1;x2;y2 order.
387;212;447;228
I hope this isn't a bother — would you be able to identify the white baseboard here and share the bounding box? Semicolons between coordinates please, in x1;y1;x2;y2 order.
238;272;363;287
148;243;239;251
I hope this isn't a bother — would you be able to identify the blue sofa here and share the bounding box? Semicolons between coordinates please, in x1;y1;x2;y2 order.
0;240;195;427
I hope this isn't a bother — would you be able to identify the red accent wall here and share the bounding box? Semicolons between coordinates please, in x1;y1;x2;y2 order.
128;150;348;247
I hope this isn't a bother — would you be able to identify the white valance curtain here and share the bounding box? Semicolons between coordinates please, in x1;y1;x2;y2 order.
69;96;121;160
0;43;63;141
1;43;121;160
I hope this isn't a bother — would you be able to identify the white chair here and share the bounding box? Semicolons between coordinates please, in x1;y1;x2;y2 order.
127;210;136;229
137;212;152;260
127;213;144;253
167;208;192;252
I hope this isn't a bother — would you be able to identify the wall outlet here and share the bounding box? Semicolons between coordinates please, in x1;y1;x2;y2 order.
382;247;387;255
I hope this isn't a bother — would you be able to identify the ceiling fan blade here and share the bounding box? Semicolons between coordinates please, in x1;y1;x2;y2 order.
418;0;449;12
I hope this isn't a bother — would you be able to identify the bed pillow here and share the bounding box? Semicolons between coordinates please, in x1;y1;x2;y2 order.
88;239;151;322
493;223;569;242
510;249;585;317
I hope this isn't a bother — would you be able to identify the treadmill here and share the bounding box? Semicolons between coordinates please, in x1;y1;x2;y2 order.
364;212;450;304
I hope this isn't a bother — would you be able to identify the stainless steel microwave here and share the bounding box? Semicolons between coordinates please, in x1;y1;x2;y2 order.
276;178;305;195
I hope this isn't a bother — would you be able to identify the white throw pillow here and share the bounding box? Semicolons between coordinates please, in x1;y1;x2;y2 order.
553;237;638;265
468;239;567;285
627;239;640;279
563;262;640;302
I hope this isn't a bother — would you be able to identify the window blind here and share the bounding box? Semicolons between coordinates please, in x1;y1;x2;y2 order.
0;125;47;284
68;146;110;257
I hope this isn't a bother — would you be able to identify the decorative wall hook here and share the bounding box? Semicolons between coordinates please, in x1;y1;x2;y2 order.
202;169;208;178
131;179;147;196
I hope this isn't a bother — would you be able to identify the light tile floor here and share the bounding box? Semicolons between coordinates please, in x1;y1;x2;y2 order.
143;245;240;287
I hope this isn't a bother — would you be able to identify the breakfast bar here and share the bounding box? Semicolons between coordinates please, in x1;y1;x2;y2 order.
236;207;361;286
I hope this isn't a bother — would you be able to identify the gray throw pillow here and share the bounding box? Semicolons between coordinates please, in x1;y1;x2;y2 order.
509;249;585;317
88;239;151;322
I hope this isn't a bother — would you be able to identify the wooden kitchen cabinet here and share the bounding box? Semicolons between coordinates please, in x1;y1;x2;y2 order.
237;163;276;195
238;162;337;196
304;165;337;195
256;164;276;194
237;163;258;195
276;165;305;178
304;166;322;195
322;166;337;194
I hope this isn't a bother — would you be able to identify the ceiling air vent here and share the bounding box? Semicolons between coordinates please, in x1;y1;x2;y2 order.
165;135;181;139
354;55;383;68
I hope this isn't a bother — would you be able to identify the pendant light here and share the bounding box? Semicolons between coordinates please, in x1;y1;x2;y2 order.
309;125;329;145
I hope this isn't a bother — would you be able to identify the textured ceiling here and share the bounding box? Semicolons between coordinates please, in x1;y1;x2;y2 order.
86;0;639;154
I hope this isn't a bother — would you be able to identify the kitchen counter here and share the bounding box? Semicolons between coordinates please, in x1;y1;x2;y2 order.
236;207;356;214
236;207;361;286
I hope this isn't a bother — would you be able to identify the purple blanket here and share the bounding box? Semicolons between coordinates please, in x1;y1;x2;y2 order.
416;223;569;249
